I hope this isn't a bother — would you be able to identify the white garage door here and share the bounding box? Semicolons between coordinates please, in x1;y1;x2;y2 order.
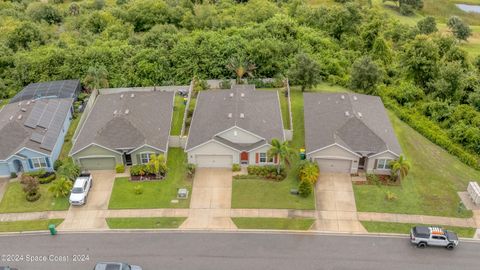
196;155;233;168
316;158;352;173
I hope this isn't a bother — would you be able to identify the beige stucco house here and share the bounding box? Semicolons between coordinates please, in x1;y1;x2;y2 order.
303;93;402;175
185;85;285;168
70;90;174;170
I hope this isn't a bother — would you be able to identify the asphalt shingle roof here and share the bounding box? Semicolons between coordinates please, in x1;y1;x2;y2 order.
303;92;401;156
0;98;73;160
186;85;284;150
71;91;174;154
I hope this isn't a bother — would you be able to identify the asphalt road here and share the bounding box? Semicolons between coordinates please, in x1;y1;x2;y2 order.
0;231;479;270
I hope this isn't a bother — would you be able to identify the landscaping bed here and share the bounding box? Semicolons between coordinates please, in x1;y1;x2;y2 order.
0;219;63;233
360;221;476;238
232;217;315;230
108;148;192;209
106;217;186;229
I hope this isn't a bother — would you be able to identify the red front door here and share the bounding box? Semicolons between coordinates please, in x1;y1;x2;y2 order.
240;152;249;163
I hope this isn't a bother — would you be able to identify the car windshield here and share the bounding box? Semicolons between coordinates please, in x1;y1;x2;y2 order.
445;231;458;241
71;187;84;194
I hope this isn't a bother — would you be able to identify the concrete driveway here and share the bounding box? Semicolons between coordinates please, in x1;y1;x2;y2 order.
181;168;236;229
58;170;116;231
313;173;366;233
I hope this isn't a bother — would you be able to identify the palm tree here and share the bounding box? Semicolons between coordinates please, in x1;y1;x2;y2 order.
389;155;411;181
268;138;295;173
226;56;256;84
147;154;168;178
48;176;73;198
84;65;109;92
56;160;80;181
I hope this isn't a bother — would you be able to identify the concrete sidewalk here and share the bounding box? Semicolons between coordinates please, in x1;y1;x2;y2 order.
0;211;67;222
358;212;477;227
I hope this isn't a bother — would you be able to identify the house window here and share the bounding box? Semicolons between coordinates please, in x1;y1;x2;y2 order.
31;157;47;169
376;159;392;170
259;153;267;163
140;153;153;164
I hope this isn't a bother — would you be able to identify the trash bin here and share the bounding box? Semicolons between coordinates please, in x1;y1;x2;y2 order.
299;148;306;160
48;224;57;235
183;97;188;105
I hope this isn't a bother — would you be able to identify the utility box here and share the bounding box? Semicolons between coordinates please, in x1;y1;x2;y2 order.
48;224;57;235
177;188;189;199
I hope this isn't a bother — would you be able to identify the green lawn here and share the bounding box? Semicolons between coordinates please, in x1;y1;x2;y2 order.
0;182;69;213
361;221;477;238
183;97;196;135
232;217;315;230
0;219;63;233
0;98;9;109
106;217;186;229
108;148;192;209
171;95;187;136
58;113;82;161
353;111;480;218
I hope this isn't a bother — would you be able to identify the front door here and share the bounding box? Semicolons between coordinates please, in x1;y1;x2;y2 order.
124;153;132;166
240;152;249;165
358;157;366;169
13;160;23;173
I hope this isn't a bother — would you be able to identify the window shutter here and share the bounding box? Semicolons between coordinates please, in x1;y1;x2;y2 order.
255;153;259;164
45;158;51;168
374;159;378;169
28;159;33;169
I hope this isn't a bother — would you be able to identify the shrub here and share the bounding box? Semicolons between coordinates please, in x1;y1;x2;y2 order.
20;174;40;202
48;176;73;198
10;172;17;179
115;164;125;173
26;192;41;202
220;79;231;89
130;164;147;176
298;181;312;197
385;191;398;201
232;164;241;172
26;169;47;178
53;159;63;171
186;163;196;178
134;185;143;195
56;160;80;181
233;175;264;180
298;161;319;184
246;165;286;180
39;173;56;184
367;174;381;186
399;4;414;16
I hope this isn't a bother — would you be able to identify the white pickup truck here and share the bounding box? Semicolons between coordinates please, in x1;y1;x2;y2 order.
69;173;93;206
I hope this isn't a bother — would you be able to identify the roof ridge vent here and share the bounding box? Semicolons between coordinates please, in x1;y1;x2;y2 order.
340;95;345;100
17;115;22;120
125;109;129;115
113;110;118;115
240;93;245;97
229;93;234;98
27;101;31;105
130;93;135;98
345;111;350;117
120;94;124;99
240;113;245;118
21;108;27;112
228;113;232;118
9;115;13;121
353;95;358;101
358;112;362;118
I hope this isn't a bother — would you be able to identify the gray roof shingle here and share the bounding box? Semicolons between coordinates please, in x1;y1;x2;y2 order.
303;92;401;156
71;91;174;154
0;98;73;160
186;85;284;150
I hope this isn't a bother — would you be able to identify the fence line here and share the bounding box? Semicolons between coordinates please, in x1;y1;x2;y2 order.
180;80;194;137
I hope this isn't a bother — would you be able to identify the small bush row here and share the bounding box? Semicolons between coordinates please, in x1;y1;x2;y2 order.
247;165;286;181
232;163;241;172
384;98;480;170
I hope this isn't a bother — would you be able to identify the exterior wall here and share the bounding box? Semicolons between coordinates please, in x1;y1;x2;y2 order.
71;145;123;166
366;151;399;175
187;141;239;164
0;162;10;177
217;127;261;144
51;107;73;163
16;148;52;173
130;145;165;165
248;145;278;165
308;144;360;174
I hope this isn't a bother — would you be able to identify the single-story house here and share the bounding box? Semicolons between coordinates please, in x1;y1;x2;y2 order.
0;80;81;177
303;92;402;174
185;84;285;168
70;90;174;171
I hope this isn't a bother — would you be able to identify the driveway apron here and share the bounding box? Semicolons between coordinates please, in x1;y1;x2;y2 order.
181;168;237;230
58;170;115;231
313;173;366;233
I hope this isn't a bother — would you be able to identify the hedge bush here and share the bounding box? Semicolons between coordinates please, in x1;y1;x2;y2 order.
39;173;56;184
246;165;286;181
115;164;125;173
383;97;480;170
232;164;241;172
